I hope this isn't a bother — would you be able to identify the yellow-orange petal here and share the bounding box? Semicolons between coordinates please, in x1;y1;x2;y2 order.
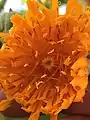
74;89;85;102
70;76;88;91
0;100;11;111
71;57;88;70
66;0;83;15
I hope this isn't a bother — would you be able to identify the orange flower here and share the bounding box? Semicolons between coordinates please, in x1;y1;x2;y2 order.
0;0;89;120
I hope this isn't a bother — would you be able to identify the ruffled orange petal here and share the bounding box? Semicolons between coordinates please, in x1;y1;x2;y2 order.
66;0;83;15
0;0;89;120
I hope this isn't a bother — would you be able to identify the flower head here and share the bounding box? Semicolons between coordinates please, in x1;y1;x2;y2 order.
0;0;89;120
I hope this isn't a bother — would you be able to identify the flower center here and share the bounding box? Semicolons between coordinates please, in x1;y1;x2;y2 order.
42;57;54;70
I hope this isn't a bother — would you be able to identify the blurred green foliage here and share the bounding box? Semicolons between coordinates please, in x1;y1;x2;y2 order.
21;0;27;3
0;11;15;33
0;0;6;11
39;0;67;9
0;113;65;120
20;10;26;15
21;0;67;9
60;0;67;4
0;10;15;47
39;0;52;9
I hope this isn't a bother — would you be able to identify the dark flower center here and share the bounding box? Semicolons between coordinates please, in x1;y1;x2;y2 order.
45;59;52;66
42;57;54;70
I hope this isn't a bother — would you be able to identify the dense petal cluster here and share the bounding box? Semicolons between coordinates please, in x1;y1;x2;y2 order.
0;0;89;120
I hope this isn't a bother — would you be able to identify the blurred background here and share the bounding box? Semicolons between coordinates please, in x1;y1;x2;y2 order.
0;0;88;15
